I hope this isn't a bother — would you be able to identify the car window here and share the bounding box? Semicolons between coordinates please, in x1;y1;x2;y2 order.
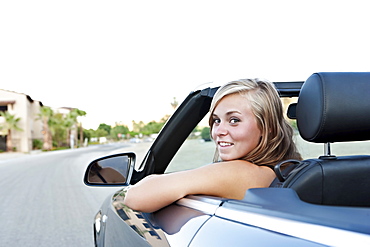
165;97;370;173
165;114;215;173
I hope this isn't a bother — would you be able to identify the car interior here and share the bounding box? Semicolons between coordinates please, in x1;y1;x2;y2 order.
271;72;370;207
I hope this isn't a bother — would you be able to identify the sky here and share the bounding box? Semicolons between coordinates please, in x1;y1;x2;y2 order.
1;0;369;129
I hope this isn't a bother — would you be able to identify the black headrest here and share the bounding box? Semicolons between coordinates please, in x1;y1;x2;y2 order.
296;72;370;143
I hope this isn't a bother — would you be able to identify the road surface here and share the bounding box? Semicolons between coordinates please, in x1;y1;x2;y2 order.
0;143;150;247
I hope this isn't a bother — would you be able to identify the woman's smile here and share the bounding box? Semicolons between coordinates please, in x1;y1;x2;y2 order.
218;141;234;147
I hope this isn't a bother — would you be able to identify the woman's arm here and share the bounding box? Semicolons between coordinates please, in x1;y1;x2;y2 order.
123;160;275;213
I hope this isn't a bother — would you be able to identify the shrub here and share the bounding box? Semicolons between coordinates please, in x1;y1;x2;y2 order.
201;127;211;141
33;139;43;150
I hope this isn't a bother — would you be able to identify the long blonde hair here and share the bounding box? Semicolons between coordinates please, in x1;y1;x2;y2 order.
209;79;302;166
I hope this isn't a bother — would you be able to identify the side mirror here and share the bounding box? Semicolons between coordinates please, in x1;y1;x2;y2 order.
84;153;135;186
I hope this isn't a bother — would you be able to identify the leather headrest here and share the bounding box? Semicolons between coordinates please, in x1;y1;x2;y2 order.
296;72;370;143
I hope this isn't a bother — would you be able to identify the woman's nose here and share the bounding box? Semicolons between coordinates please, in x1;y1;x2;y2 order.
214;122;228;136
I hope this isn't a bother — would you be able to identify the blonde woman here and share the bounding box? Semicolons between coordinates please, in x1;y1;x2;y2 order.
124;79;301;213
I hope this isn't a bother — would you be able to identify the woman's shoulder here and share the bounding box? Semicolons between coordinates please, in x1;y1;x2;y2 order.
196;160;276;199
206;159;274;176
189;160;275;187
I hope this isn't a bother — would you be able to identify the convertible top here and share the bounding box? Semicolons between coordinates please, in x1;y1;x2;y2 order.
273;81;303;97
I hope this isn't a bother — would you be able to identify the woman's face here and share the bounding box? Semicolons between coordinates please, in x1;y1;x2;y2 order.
211;93;262;161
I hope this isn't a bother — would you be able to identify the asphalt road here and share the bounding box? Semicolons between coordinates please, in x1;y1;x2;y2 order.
0;143;149;247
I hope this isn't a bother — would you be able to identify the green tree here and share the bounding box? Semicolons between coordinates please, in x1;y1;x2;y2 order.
51;113;68;147
95;129;109;137
141;121;164;135
84;128;109;143
98;123;111;134
36;106;54;151
111;124;129;140
131;116;169;137
83;129;93;141
0;111;22;152
65;108;86;147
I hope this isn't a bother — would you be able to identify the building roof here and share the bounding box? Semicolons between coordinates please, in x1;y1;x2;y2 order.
0;89;43;106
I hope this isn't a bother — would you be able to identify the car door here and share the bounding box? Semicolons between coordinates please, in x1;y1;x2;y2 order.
103;188;223;246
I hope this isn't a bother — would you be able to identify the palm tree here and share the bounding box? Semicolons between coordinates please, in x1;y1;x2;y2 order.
36;106;54;151
0;111;22;152
65;108;86;148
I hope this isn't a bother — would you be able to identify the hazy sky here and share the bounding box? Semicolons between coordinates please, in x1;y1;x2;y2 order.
1;0;369;129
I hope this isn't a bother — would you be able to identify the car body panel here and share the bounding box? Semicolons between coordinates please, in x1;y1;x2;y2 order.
97;186;370;246
100;188;219;247
216;188;370;246
189;216;324;247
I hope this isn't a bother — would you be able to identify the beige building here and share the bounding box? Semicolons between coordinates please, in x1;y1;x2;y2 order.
0;89;44;153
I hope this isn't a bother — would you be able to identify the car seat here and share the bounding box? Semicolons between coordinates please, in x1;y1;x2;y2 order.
272;72;370;207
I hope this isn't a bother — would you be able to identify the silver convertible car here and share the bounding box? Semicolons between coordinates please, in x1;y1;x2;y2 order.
84;72;370;246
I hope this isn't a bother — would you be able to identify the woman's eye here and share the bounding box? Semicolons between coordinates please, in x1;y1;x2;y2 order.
230;118;240;124
213;118;221;124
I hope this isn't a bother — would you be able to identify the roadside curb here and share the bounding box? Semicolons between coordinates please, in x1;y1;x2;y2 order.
0;152;28;160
